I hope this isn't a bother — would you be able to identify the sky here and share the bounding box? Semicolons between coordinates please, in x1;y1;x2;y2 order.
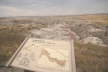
0;0;108;17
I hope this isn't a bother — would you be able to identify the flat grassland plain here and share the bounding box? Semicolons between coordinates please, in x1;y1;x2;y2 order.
0;14;108;72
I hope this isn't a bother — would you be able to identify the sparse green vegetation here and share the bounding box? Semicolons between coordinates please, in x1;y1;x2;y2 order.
0;30;25;64
75;42;108;72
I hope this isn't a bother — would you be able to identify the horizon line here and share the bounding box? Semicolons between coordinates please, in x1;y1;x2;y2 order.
0;13;108;18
